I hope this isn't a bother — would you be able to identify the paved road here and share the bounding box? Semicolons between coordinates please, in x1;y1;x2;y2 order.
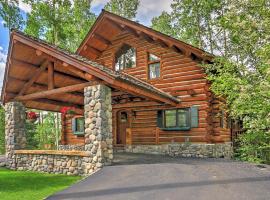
47;153;270;200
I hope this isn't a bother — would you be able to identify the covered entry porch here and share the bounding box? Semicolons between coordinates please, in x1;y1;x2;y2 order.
1;30;178;175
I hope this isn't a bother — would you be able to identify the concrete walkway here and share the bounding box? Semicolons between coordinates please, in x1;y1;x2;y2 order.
47;153;270;200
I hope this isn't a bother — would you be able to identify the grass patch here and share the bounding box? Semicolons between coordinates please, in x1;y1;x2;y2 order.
0;167;82;200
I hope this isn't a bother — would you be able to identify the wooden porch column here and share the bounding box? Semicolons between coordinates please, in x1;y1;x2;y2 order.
4;102;26;169
83;84;113;173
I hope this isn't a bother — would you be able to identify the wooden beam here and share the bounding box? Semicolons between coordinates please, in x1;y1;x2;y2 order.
34;99;83;110
35;50;42;56
139;32;154;43
84;45;102;56
12;59;86;84
153;38;169;48
107;19;125;31
124;26;140;37
48;62;54;90
16;81;99;101
25;99;84;115
169;44;183;54
61;62;96;81
104;13;212;60
18;59;49;96
111;79;178;106
92;33;112;46
13;34;115;84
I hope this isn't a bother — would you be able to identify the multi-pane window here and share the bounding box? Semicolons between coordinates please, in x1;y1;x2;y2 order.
115;44;136;71
148;53;160;79
164;109;190;128
157;106;199;130
72;117;85;135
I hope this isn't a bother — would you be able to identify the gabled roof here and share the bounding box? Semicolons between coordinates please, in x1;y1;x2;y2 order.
77;10;213;61
1;30;179;112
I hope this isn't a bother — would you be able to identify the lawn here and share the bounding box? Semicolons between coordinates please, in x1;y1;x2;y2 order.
0;167;82;200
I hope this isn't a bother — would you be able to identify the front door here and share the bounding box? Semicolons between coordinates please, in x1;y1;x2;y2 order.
116;111;129;145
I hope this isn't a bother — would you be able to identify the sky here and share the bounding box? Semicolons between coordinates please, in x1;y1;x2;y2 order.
0;0;173;90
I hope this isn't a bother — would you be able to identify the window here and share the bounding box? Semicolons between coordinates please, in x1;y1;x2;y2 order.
72;117;84;135
115;44;136;71
164;109;190;129
148;53;160;79
165;110;177;127
157;106;199;131
120;112;128;122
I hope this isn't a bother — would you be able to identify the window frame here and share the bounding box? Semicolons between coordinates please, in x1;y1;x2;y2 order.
72;116;85;135
163;108;191;131
114;44;137;71
147;52;161;80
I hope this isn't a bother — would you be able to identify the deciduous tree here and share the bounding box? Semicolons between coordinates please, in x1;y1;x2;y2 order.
24;0;96;52
0;0;24;35
104;0;139;20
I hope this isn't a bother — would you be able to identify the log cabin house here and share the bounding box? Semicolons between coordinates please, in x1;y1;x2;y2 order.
1;10;233;175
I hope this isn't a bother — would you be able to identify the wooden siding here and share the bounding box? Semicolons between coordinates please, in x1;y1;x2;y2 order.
61;115;85;145
61;32;231;145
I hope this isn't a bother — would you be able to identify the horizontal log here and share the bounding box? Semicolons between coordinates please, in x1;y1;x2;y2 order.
16;82;98;101
15;150;88;156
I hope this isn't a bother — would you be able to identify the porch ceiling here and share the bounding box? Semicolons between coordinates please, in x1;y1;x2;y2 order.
1;30;179;114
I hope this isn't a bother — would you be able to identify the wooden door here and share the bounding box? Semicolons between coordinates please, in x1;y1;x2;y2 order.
116;111;129;145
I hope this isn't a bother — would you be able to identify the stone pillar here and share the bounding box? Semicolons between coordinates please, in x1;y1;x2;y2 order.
5;102;26;169
84;84;113;173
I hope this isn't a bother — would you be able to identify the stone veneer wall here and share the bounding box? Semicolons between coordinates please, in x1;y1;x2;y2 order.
122;143;233;159
15;153;87;175
4;84;113;176
83;85;113;174
58;144;85;151
5;102;26;169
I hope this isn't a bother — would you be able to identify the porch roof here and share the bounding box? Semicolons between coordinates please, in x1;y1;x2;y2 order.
1;30;179;113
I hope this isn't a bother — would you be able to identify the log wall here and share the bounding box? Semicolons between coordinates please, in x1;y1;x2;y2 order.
61;32;231;145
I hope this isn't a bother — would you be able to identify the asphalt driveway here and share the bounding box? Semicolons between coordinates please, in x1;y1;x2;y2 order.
47;153;270;200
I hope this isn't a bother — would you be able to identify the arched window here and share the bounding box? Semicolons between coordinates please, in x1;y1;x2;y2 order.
115;44;136;71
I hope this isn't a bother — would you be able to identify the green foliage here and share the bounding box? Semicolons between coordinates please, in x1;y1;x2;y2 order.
152;0;270;163
25;120;38;149
0;167;81;200
151;12;176;37
24;0;96;52
35;112;61;149
104;0;139;19
0;105;5;154
0;0;24;34
204;0;270;163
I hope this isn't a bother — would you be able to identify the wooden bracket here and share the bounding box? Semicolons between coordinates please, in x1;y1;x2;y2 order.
18;59;49;96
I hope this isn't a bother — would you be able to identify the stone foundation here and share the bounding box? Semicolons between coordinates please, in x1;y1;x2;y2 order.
58;144;85;151
15;153;85;175
121;143;233;159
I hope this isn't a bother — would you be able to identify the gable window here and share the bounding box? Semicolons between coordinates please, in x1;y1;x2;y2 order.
72;117;85;135
115;44;136;71
157;106;199;131
148;53;160;79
